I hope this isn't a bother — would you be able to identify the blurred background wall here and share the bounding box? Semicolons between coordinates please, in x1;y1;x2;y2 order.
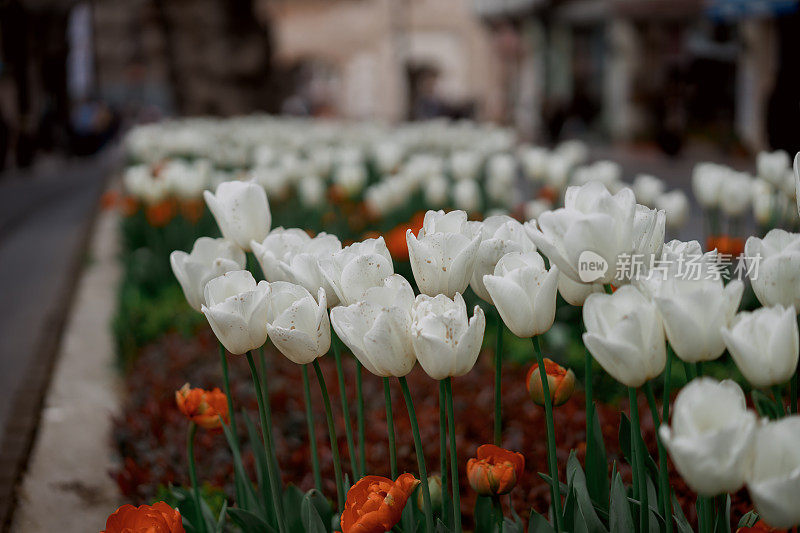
0;0;798;170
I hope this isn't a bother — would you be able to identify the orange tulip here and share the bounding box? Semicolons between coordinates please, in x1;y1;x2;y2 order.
467;444;525;496
526;358;576;407
145;199;176;227
102;501;184;533
341;473;420;533
179;199;204;224
175;383;229;430
736;519;787;533
707;234;745;258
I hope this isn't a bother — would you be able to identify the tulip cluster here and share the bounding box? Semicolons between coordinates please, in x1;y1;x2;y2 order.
106;116;800;533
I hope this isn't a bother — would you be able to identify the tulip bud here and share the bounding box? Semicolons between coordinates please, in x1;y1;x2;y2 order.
467;444;525;496
416;474;442;511
526;358;575;407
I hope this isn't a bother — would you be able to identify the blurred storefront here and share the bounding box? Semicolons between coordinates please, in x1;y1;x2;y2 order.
473;0;800;154
267;0;504;122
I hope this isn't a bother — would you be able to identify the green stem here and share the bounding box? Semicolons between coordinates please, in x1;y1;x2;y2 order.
445;378;462;532
399;376;434;533
218;343;245;506
684;361;697;381
700;496;713;533
187;422;205;533
532;336;563;532
695;361;704;377
492;495;504;532
494;312;504;446
645;382;671;532
628;387;649;533
246;352;286;533
258;347;282;493
301;365;323;492
383;378;398;480
662;347;675;533
313;360;345;511
791;373;798;414
333;337;360;480
439;380;450;527
356;361;366;475
772;385;786;417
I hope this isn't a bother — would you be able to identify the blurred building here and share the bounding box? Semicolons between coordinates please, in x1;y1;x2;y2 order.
473;0;800;153
267;0;505;122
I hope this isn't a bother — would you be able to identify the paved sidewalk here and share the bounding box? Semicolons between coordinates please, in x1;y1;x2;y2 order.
10;209;123;532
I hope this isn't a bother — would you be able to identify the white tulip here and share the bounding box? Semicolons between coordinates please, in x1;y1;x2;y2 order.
424;175;449;208
124;165;169;204
692;162;726;208
265;283;330;365
484;251;559;337
582;285;666;387
747;416;800;528
410;292;486;380
298;175;325;208
526;182;636;284
523;198;552;222
250;167;290;201
331;275;417;377
251;228;311;282
545;154;572;192
289;233;343;307
163;159;211;200
373;141;404;174
486;170;515;207
204;181;271;251
757;150;790;187
720;171;753;217
407;210;481;297
201;271;269;355
519;146;549;183
745;229;800;310
452;179;481;214
632;174;665;207
319;237;394;306
555;139;589;167
450;150;481;181
469;216;535;303
628;204;666;281
752;181;774;226
655;275;743;363
487;153;517;185
334;164;367;196
722;305;799;388
660;378;757;496
170;237;246;311
572;161;621;189
634;240;716;300
558;273;603;306
655;190;689;229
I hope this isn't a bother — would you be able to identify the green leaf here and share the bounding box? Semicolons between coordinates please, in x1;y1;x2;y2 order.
227;508;276;533
714;495;731;533
528;509;556;533
301;492;327;533
214;501;227;533
502;516;524;533
435;518;452;532
585;407;610;514
282;485;305;533
671;495;693;533
738;511;759;529
752;390;782;420
609;472;634;533
304;488;333;531
561;486;576;533
566;452;608;533
538;473;569;495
